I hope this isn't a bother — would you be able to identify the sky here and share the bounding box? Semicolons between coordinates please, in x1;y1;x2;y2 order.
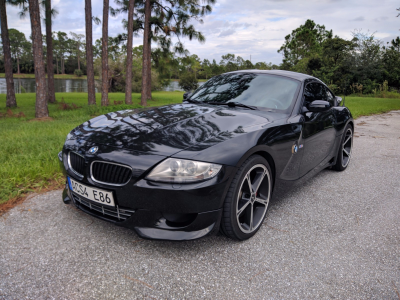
5;0;400;64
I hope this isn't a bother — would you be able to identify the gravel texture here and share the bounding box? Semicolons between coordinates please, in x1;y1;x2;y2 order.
1;111;399;300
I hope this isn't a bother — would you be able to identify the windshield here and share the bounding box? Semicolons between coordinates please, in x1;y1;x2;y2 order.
190;73;300;111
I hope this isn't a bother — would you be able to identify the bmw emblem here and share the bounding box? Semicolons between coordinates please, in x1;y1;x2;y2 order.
89;146;98;154
292;144;298;154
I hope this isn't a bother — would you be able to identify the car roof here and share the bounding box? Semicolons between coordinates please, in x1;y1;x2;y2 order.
227;70;316;82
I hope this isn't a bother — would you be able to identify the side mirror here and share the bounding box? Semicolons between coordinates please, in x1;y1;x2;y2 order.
183;91;193;100
307;100;331;112
335;96;342;106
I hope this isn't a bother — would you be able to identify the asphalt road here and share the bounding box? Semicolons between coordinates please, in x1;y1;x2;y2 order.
1;111;399;300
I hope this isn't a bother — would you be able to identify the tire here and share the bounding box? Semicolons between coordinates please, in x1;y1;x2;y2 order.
220;155;273;240
333;124;353;171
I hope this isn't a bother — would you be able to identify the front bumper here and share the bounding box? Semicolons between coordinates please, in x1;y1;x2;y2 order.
63;184;223;241
59;143;235;241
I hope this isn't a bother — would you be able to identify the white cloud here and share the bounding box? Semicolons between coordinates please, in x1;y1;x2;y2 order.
4;0;400;64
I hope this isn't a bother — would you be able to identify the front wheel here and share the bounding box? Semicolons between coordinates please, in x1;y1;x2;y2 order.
220;155;272;240
333;124;353;171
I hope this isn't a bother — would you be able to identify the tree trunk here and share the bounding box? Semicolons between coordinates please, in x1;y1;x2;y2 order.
56;56;58;74
28;0;48;118
124;0;135;105
85;0;96;105
141;0;152;106
17;56;20;74
45;0;56;104
0;0;17;108
101;0;109;106
77;43;80;70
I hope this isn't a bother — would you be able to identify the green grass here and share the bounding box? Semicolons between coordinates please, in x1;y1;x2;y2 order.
0;92;184;204
345;96;400;118
0;93;399;204
0;73;100;80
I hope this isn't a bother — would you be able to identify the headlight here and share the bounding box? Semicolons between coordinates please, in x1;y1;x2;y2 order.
146;158;222;183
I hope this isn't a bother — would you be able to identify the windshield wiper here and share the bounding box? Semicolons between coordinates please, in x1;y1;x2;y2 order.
183;99;201;104
207;101;258;110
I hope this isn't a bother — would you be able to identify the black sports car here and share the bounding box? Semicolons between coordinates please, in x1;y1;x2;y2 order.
59;70;353;241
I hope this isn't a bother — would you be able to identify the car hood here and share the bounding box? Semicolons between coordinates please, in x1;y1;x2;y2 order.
70;103;283;156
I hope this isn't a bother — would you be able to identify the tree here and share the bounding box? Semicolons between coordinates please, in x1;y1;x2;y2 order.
28;0;48;117
0;0;17;107
85;0;97;105
382;37;400;88
200;59;212;79
135;0;215;104
220;53;237;72
101;0;110;106
125;0;135;104
70;32;85;70
55;31;68;74
8;28;27;74
179;72;198;91
278;19;332;69
44;0;56;103
140;0;151;106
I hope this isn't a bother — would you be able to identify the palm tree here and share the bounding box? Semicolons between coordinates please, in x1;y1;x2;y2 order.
85;0;96;105
125;0;135;104
0;0;17;108
44;0;56;103
28;0;48;117
101;0;110;106
141;0;151;106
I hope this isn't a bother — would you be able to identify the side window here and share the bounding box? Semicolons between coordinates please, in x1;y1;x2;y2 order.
303;83;326;107
324;87;335;106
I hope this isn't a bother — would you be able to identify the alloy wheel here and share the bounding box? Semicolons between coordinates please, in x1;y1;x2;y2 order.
341;128;353;168
236;164;271;233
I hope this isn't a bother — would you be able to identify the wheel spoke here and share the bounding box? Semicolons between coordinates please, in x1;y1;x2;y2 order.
343;148;350;156
252;171;266;194
254;197;268;205
237;200;251;217
344;135;352;145
249;204;254;231
245;174;252;192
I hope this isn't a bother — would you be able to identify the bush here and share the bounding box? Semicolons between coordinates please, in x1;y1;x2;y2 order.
94;55;163;93
74;69;83;77
179;72;199;92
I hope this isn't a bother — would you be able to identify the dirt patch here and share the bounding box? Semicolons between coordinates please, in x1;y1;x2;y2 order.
0;179;64;216
0;109;26;118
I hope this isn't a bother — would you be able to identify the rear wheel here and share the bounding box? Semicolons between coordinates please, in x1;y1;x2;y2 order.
220;155;272;240
333;124;353;171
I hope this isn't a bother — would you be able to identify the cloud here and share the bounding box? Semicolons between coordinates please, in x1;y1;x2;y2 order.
218;29;236;37
351;16;365;22
373;16;389;22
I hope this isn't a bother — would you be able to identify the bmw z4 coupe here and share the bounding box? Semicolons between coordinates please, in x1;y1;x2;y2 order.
59;70;354;241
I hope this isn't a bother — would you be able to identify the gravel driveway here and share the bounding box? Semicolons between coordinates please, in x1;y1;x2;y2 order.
1;111;399;300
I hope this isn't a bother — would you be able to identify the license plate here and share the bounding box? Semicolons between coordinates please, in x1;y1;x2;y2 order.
68;177;115;207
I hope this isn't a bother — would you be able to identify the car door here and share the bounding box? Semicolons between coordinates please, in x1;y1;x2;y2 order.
299;82;336;177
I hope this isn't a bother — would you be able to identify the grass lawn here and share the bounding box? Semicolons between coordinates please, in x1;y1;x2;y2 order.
0;93;399;205
0;73;100;80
